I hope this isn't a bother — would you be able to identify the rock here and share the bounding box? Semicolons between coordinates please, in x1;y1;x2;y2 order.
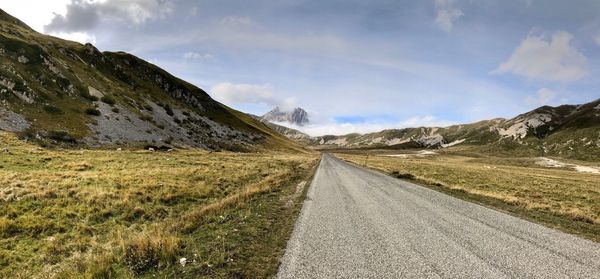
148;147;155;151
179;257;187;267
167;149;173;152
116;148;122;151
17;55;29;63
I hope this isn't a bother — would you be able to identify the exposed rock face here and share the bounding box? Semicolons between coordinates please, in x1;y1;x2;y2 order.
262;107;309;126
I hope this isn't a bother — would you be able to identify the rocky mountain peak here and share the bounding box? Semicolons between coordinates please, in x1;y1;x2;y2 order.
262;107;309;126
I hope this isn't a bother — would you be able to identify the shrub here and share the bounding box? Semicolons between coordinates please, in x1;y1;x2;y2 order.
391;171;415;180
48;130;76;143
122;230;180;275
111;107;120;113
80;91;99;101
43;105;63;115
100;95;116;106
163;104;174;116
85;108;101;116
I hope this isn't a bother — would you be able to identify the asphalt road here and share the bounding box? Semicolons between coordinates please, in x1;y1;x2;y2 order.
277;154;600;278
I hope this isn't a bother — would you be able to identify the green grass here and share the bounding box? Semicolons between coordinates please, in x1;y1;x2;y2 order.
0;132;318;278
335;150;600;242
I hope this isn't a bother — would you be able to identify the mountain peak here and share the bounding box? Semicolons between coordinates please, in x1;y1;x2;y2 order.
262;107;309;126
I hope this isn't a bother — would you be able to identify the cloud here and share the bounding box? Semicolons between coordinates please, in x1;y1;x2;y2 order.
594;34;600;46
183;52;213;60
284;115;456;137
44;0;174;33
492;31;588;82
209;82;294;109
526;88;557;106
221;16;252;26
434;0;463;32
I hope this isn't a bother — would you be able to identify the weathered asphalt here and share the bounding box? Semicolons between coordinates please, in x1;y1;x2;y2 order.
277;153;600;278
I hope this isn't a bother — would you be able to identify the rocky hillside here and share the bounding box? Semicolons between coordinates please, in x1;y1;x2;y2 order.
262;107;309;126
307;99;600;160
0;9;298;151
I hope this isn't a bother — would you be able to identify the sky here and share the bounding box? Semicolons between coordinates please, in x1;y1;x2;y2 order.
2;0;600;136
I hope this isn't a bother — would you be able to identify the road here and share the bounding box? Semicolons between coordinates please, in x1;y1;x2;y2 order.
277;154;600;278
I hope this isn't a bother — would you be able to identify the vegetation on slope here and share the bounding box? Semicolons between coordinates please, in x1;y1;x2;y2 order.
0;132;319;277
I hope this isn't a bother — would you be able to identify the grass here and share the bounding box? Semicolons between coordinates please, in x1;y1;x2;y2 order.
0;132;319;278
334;150;600;242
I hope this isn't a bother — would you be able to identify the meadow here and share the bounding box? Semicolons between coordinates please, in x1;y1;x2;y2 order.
335;150;600;242
0;132;318;278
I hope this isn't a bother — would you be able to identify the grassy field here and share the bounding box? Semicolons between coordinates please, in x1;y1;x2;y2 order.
0;132;319;278
335;149;600;242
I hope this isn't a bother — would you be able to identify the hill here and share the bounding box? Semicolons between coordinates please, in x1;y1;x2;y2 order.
0;9;299;151
305;99;600;160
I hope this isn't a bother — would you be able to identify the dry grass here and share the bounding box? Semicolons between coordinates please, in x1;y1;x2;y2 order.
335;151;600;241
0;132;318;278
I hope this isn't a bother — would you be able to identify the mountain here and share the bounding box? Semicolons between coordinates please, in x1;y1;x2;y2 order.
0;9;300;151
249;113;311;143
262;107;309;126
302;99;600;160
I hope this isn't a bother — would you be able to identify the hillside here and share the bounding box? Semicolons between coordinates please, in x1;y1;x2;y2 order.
305;99;600;160
0;9;299;151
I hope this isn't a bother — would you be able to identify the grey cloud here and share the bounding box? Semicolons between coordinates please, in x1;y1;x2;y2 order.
44;0;174;33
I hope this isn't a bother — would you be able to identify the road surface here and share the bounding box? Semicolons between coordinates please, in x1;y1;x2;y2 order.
278;154;600;278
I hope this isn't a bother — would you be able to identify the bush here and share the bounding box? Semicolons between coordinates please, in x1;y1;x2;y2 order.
391;171;415;180
85;108;101;116
43;105;63;115
122;231;180;275
100;95;116;106
163;104;174;116
111;107;120;113
80;91;99;101
48;130;76;143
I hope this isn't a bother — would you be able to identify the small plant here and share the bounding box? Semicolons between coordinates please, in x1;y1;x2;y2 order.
122;230;180;275
85;108;101;116
101;95;116;106
43;105;63;115
163;104;174;116
391;171;415;180
111;107;120;113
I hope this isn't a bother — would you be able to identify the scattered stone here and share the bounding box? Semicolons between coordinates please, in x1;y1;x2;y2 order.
116;148;122;151
148;147;155;151
17;55;29;64
179;257;187;267
167;149;174;152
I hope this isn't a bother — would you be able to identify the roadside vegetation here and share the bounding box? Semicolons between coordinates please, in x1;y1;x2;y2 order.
0;132;318;278
335;149;600;242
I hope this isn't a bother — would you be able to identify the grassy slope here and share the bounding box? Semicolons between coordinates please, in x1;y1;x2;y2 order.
335;151;600;242
0;10;303;151
0;132;318;277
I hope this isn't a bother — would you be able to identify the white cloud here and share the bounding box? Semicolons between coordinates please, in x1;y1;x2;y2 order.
209;82;294;109
493;31;588;82
286;115;456;137
0;0;71;32
526;88;557;106
52;31;97;44
594;34;600;46
434;0;463;32
221;16;252;26
183;52;213;60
